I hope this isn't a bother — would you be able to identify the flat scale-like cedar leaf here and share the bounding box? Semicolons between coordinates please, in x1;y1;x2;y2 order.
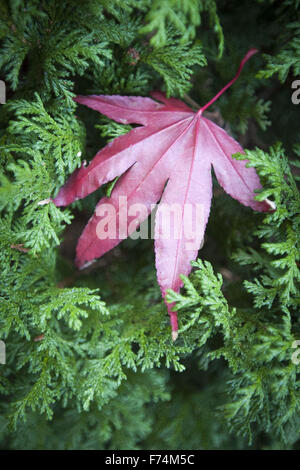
54;49;273;340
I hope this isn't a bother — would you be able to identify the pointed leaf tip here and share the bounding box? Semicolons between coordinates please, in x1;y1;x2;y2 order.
265;198;277;211
172;330;178;342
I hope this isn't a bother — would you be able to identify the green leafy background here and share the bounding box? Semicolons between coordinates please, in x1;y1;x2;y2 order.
0;0;299;450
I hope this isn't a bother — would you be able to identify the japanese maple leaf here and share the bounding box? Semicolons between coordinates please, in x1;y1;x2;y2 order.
54;49;272;340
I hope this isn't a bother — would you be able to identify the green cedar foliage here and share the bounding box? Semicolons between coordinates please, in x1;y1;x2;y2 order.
0;0;299;450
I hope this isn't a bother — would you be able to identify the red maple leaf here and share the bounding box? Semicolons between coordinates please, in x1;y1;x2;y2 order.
54;49;273;340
